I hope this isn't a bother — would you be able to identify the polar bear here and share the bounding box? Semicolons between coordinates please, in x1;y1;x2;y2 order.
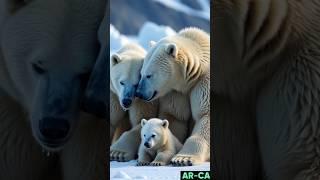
0;0;107;179
137;118;182;166
109;43;159;162
135;27;210;166
214;0;320;179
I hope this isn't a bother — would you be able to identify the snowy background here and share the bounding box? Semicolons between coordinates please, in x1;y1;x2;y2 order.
110;0;210;55
110;0;210;179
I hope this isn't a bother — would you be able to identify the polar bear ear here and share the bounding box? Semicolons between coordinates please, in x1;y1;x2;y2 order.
162;119;169;129
111;53;121;66
149;40;156;47
141;119;147;127
165;43;178;58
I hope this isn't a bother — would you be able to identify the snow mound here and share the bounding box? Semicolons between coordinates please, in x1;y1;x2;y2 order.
137;22;176;50
113;171;131;179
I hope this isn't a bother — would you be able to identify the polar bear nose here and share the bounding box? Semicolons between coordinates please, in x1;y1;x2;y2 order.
39;118;70;143
122;98;132;108
144;142;151;148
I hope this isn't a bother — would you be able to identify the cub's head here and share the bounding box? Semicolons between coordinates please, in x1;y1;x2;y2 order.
136;39;183;101
110;44;146;109
1;0;105;151
140;118;169;149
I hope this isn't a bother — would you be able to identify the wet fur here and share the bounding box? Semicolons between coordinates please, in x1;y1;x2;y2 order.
214;0;320;179
0;1;107;179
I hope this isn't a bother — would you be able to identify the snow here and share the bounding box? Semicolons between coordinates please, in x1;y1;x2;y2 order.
153;0;210;21
138;22;176;50
110;22;176;55
110;160;210;180
110;24;130;55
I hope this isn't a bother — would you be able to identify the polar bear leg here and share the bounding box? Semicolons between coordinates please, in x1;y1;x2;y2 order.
137;145;152;166
169;119;189;143
111;115;131;144
171;115;210;166
110;124;116;142
150;151;175;166
110;124;141;162
61;112;107;180
160;113;189;143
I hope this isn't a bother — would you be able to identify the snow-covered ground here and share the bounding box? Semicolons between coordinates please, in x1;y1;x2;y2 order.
110;160;210;180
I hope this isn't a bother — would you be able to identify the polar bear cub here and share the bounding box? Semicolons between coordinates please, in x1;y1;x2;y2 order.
137;118;182;166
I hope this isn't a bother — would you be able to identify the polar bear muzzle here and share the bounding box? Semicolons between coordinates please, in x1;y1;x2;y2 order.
120;85;136;108
136;78;158;101
31;74;83;150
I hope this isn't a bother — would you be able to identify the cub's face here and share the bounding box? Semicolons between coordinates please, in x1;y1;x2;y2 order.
110;54;143;109
136;41;179;101
140;118;169;149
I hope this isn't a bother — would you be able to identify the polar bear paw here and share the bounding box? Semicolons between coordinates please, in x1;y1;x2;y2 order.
110;150;136;162
150;161;165;166
136;161;150;166
170;154;201;166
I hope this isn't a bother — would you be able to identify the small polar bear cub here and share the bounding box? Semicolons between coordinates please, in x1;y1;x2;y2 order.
137;118;182;166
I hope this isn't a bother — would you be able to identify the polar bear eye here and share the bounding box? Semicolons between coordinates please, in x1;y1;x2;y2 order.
146;75;152;79
120;81;124;85
151;134;156;138
144;134;146;137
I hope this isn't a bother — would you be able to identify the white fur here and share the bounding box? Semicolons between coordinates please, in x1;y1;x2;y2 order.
137;118;182;166
109;43;159;162
138;27;210;166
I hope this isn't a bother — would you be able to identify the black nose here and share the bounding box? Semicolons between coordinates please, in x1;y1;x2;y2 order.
39;118;70;141
122;98;132;108
144;142;150;148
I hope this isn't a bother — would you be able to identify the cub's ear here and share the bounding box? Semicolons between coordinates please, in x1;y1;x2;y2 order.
111;53;121;66
165;43;178;58
141;119;147;127
149;40;156;47
162;119;169;128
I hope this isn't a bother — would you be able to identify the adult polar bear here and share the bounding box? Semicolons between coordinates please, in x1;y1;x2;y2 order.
214;0;320;179
109;43;159;161
0;0;107;179
136;27;210;166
